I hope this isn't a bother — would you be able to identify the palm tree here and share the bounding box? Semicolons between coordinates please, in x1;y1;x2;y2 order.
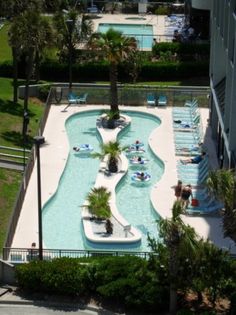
92;141;127;173
6;0;44;104
206;169;236;241
11;11;53;112
86;186;111;220
149;201;198;315
53;9;93;87
87;29;137;118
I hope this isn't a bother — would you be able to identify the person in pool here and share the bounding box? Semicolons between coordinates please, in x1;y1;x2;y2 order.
137;172;145;180
73;146;80;152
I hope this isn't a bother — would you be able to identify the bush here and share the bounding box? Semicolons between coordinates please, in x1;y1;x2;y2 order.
0;60;13;77
15;256;169;311
152;42;210;56
38;84;51;101
155;6;170;15
90;256;168;310
16;258;90;295
140;61;209;81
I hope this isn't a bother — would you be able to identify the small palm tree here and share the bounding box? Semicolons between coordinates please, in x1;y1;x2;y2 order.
149;201;198;315
92;141;127;173
87;28;137;118
206;169;236;241
86;186;111;220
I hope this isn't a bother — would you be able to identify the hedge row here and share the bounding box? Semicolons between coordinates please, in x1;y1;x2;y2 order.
152;42;210;56
15;256;169;311
0;59;209;82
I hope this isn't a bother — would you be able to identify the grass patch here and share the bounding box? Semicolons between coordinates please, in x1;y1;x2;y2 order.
0;23;12;62
0;77;45;252
0;77;44;148
0;168;22;252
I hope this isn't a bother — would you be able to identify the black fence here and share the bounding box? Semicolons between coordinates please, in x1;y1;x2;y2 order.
50;83;210;108
3;247;156;262
3;90;53;251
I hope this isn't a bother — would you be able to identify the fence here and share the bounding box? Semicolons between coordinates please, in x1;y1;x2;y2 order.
0;146;31;166
3;83;209;256
3;89;53;251
3;247;156;262
50;84;210;108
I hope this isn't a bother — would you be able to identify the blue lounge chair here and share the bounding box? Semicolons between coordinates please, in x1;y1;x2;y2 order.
147;93;156;106
158;95;167;106
62;93;88;111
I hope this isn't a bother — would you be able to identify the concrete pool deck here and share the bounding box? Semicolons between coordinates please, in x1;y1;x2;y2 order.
11;103;236;254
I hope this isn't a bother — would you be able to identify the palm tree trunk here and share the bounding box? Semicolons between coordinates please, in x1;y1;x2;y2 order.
24;50;34;112
12;47;18;104
169;246;178;315
109;62;119;117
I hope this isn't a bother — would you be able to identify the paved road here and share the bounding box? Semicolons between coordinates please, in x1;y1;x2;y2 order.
0;304;109;315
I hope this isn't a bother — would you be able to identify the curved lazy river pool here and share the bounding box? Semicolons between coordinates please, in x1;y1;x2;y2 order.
42;110;164;251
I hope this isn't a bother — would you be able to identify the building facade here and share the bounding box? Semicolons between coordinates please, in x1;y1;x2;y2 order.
210;0;236;168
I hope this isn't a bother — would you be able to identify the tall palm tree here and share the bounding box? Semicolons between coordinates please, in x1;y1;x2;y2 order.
87;29;137;118
149;201;198;315
6;0;44;104
92;141;127;173
11;11;53;112
206;169;236;241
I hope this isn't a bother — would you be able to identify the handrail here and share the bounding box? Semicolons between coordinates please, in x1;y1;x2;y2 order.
3;89;53;251
3;247;157;261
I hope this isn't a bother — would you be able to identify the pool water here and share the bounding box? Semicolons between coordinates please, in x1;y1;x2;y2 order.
98;23;153;49
42;110;163;251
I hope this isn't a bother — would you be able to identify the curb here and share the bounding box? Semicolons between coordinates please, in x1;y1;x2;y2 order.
0;296;123;314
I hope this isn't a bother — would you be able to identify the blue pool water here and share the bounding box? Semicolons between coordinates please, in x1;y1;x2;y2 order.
43;110;163;251
98;23;153;49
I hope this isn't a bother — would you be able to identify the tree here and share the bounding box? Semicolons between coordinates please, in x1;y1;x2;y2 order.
86;186;111;220
5;0;44;104
149;201;198;315
10;11;53;112
87;29;137;118
53;9;93;86
92;141;127;173
206;169;236;242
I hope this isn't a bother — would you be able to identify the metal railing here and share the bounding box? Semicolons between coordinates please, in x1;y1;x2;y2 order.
50;84;210;108
3;247;156;262
3;89;53;251
3;84;210;255
0;145;30;166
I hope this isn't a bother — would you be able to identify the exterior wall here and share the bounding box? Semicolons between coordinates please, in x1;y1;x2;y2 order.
0;260;16;285
191;0;212;11
210;0;236;167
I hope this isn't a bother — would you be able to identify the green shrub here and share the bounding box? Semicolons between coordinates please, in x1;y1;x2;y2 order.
38;84;51;101
155;6;170;15
0;60;13;77
152;42;210;57
140;61;209;81
91;256;168;310
16;256;168;311
16;258;90;295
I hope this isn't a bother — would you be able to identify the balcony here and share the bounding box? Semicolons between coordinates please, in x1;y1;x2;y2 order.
191;0;212;11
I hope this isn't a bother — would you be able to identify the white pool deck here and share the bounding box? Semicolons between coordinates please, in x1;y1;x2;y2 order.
11;103;236;254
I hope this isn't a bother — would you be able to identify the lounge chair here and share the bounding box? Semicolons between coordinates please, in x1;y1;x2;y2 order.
146;93;156;106
157;95;167;106
68;92;88;104
62;93;88;111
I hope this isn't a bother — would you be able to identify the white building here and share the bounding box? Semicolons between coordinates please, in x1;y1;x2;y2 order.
187;0;236;168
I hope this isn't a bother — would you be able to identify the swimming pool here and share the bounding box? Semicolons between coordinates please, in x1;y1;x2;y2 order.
42;110;163;251
98;23;153;49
